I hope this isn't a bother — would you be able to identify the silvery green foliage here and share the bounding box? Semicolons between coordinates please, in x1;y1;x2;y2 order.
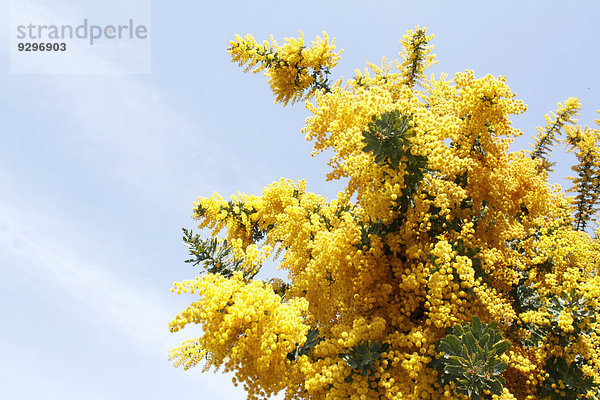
340;340;390;377
432;316;510;400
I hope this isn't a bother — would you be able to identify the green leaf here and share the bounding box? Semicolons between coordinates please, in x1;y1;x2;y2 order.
339;340;389;377
439;335;462;355
431;316;510;400
361;111;428;178
472;316;483;337
541;356;599;400
465;332;477;355
477;333;490;350
287;327;322;361
488;378;503;396
491;361;508;375
492;340;511;356
457;239;466;256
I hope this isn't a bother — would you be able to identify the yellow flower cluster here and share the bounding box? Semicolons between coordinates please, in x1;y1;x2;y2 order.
228;31;341;105
170;27;600;399
397;26;437;88
564;122;600;230
169;273;309;399
530;97;581;173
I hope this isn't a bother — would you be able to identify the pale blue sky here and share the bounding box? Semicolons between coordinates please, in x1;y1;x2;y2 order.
1;1;599;399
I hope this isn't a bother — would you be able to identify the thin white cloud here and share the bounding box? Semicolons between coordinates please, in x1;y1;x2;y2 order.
2;2;253;398
3;0;209;355
0;187;172;356
9;0;192;188
0;177;268;399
